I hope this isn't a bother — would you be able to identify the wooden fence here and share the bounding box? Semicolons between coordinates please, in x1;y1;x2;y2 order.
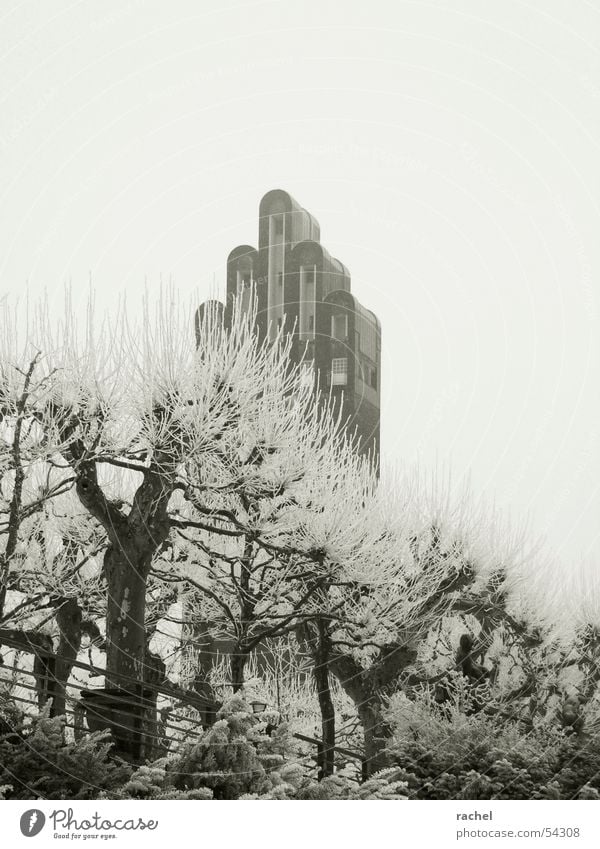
0;630;367;780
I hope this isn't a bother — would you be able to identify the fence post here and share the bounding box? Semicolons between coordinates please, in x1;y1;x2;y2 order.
316;740;325;781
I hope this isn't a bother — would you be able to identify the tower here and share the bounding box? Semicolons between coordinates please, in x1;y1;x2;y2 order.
215;189;381;465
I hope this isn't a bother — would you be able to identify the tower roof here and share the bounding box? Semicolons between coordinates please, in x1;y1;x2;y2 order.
259;189;320;246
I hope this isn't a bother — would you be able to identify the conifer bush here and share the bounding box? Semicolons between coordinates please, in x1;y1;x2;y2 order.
383;692;600;799
3;693;599;800
0;708;132;800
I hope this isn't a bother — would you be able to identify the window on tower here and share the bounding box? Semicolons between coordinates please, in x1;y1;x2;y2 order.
236;266;253;313
331;357;348;386
237;272;251;293
300;360;314;388
331;313;348;341
299;264;316;341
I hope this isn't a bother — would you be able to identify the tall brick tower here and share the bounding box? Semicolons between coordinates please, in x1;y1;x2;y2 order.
201;189;381;465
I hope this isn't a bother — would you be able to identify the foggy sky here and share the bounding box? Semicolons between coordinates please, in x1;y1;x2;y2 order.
1;0;598;568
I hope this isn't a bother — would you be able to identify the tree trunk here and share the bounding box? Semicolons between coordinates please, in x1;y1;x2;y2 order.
70;447;174;692
141;648;166;760
51;597;83;717
232;535;254;694
314;620;335;778
331;668;389;776
329;643;417;778
357;699;389;777
104;544;150;690
230;647;248;693
0;629;56;710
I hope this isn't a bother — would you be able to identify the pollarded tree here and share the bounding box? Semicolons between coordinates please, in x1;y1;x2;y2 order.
0;329;97;708
1;498;107;716
0;338;82;623
299;472;553;774
160;385;366;696
0;293;353;694
269;448;403;775
138;308;392;765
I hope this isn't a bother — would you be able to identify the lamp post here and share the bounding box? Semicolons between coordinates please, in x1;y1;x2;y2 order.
250;699;279;736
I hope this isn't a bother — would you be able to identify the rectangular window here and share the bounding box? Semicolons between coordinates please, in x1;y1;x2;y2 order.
268;215;285;341
331;357;348;386
370;367;377;389
358;311;378;361
331;313;348;341
236;269;252;314
236;270;252;293
300;264;316;341
300;361;314;388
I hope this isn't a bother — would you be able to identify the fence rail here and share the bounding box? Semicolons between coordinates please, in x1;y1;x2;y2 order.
0;629;366;779
0;629;215;713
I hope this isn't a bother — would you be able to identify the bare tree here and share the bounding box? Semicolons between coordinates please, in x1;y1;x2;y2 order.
304;472;548;774
0;294;350;696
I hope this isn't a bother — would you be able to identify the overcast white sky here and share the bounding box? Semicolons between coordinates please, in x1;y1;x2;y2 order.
1;0;598;569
